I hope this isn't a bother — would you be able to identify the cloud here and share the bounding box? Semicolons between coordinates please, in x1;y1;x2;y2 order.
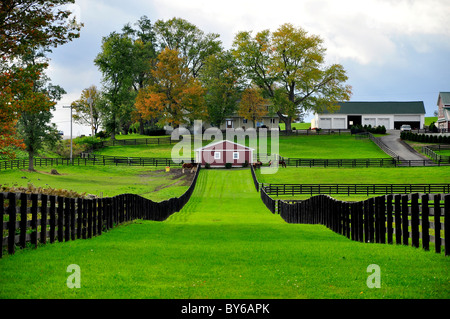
44;0;450;127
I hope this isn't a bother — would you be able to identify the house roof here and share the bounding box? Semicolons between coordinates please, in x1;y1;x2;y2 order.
319;101;426;115
438;92;450;106
195;140;255;152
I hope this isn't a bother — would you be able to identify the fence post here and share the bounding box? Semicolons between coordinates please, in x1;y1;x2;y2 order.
394;195;402;245
368;198;375;243
82;199;88;239
92;198;97;237
410;194;420;248
70;198;76;241
31;194;38;248
88;199;93;239
401;195;409;246
445;195;449;256
64;197;71;242
57;196;64;243
421;194;430;251
76;198;82;239
19;193;27;249
386;195;393;244
97;198;103;235
7;193;16;255
0;193;3;258
49;196;56;243
434;194;441;253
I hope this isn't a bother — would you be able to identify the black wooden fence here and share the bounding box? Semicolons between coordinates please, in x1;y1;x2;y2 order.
422;145;450;164
261;189;450;256
262;183;450;197
0;165;201;258
0;155;195;171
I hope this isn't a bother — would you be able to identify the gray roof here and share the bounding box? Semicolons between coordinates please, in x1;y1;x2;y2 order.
438;92;450;105
321;101;426;115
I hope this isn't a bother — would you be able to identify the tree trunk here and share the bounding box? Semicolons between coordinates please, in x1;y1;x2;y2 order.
28;150;35;171
139;117;144;135
278;111;292;133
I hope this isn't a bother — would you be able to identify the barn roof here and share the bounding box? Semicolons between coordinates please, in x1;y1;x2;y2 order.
195;140;255;151
438;92;450;105
320;101;426;115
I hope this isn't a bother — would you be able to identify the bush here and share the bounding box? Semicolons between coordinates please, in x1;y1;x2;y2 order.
95;131;107;139
242;160;249;168
205;163;211;169
225;163;232;169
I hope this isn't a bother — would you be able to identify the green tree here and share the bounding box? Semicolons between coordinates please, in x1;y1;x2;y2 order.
94;32;135;139
71;85;106;136
16;48;64;170
233;23;352;132
200;50;244;127
122;16;158;134
154;17;222;78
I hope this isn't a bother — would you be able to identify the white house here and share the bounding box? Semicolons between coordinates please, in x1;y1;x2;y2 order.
313;101;426;130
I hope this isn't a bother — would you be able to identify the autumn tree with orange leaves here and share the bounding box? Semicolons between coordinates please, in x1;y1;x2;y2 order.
135;48;207;128
0;0;82;158
238;87;269;129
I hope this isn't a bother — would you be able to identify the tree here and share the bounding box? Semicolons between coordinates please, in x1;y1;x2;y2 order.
154;17;222;78
238;87;268;128
94;32;135;139
200;50;244;127
122;16;158;134
232;23;352;132
16;47;64;171
0;0;82;158
135;48;207;127
71;85;105;136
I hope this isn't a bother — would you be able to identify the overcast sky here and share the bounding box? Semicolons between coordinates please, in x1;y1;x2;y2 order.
48;0;450;136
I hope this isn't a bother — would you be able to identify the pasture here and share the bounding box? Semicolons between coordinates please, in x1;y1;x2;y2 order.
1;132;449;300
0;166;194;202
94;133;390;159
1;169;448;299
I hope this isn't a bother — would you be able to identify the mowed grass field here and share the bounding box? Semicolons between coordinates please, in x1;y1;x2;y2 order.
0;166;194;202
95;133;390;159
1;169;448;299
256;166;450;201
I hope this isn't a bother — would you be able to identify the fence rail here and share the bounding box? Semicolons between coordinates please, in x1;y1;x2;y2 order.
422;145;450;164
261;189;450;256
262;183;450;197
0;155;195;171
1;165;201;258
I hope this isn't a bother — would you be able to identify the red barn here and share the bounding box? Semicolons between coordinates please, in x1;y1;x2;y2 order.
195;140;255;168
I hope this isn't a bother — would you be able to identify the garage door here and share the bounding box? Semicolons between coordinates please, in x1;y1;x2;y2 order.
377;118;390;128
364;118;376;127
320;118;331;129
333;118;346;129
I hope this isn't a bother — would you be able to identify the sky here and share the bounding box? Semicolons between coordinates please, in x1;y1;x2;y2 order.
48;0;450;137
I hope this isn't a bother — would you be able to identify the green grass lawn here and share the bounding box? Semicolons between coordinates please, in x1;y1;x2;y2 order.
94;134;390;159
0;166;194;202
256;166;450;201
1;169;448;299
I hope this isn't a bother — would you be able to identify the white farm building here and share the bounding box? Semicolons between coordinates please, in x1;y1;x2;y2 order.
313;101;426;130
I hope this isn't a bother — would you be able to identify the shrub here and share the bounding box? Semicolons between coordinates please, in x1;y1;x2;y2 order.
242;160;249;168
225;163;232;169
205;163;211;169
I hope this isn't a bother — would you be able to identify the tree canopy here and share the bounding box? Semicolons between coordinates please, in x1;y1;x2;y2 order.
232;23;352;131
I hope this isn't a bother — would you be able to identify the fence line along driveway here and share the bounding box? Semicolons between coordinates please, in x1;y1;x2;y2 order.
379;130;434;163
